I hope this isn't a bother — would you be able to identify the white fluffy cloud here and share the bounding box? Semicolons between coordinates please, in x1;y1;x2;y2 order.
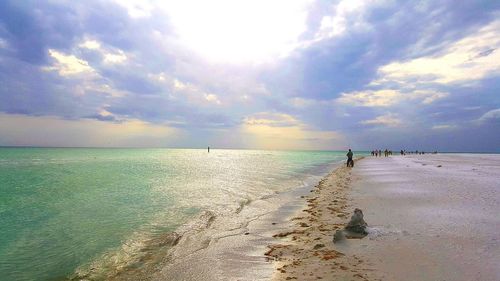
44;49;95;76
373;20;500;86
314;0;374;40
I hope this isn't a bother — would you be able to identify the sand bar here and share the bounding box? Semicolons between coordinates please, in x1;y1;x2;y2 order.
267;154;500;281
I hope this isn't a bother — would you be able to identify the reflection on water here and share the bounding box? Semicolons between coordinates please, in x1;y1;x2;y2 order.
0;148;360;280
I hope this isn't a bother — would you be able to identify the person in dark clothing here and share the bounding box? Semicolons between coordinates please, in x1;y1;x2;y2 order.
346;149;354;167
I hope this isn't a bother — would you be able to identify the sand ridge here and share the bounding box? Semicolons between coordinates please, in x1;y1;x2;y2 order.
265;158;379;281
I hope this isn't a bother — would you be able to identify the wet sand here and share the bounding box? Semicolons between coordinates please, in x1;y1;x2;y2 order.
147;168;331;281
266;160;374;281
267;154;500;281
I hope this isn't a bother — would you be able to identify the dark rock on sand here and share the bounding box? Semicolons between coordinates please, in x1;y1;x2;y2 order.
345;208;368;234
333;208;368;243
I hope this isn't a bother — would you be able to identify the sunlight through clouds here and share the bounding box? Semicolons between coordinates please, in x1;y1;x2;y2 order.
158;0;312;63
241;112;344;150
0;0;498;151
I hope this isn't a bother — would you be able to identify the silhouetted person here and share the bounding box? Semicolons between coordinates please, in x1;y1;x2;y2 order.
346;149;354;167
208;146;210;153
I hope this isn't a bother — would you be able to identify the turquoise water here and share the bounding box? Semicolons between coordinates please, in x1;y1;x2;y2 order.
0;148;362;280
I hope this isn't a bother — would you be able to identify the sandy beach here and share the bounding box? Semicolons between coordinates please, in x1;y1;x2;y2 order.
266;154;500;281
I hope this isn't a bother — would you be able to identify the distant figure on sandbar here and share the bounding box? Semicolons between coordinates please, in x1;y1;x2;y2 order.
208;146;210;153
346;149;354;167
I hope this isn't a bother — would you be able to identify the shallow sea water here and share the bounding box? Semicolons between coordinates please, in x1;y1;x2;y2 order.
0;148;361;281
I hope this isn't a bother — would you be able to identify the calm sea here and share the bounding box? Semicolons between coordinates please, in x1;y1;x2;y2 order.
0;148;363;280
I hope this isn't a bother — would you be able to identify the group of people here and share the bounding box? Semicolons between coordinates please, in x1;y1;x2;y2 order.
371;149;392;157
347;148;439;168
399;150;438;155
371;149;439;156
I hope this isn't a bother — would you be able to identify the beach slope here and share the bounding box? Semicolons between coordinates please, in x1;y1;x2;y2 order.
268;154;500;281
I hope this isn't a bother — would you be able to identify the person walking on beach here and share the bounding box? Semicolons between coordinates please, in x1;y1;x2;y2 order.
346;149;354;167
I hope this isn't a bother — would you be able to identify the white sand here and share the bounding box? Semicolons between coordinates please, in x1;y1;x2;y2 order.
266;154;499;281
343;154;500;281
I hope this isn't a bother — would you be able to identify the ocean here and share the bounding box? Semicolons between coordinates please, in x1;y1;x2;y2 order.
0;148;362;280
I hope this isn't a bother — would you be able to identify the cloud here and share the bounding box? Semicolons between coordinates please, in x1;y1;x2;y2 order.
0;0;499;151
336;89;448;107
241;112;345;150
44;49;95;76
336;90;399;107
78;38;128;65
373;20;500;86
289;97;318;109
0;113;181;147
204;93;221;105
312;0;375;41
432;124;457;130
415;90;449;104
360;113;401;127
113;0;155;18
243;112;300;127
477;108;500;123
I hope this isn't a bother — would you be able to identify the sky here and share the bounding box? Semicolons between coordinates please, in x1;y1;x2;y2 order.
0;0;499;152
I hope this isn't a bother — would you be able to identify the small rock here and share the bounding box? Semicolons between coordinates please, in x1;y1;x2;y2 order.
345;208;368;235
333;229;345;243
313;243;325;249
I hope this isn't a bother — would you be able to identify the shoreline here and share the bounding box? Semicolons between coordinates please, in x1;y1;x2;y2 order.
55;152;349;281
266;154;500;281
142;159;348;281
265;157;372;281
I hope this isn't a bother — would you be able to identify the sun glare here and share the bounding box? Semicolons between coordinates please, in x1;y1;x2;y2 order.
159;0;312;63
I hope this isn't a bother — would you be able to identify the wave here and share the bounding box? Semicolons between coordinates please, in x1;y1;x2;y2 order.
68;210;217;281
235;197;253;214
66;158;347;281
